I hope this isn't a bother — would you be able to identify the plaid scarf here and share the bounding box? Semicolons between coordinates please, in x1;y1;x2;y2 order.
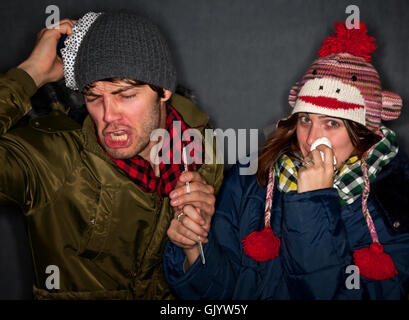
275;126;398;205
99;104;201;198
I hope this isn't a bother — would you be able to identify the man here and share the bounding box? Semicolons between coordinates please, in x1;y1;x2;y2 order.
0;11;223;299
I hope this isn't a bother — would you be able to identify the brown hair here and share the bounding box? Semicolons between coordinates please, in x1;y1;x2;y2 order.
256;114;381;187
82;78;165;98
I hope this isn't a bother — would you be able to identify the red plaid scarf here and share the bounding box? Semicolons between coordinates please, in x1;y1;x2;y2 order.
97;105;202;198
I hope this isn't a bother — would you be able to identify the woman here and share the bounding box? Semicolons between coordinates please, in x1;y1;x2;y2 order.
163;21;409;299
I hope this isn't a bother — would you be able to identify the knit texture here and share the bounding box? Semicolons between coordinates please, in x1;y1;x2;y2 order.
247;22;402;269
73;11;176;92
273;126;398;205
288;22;402;134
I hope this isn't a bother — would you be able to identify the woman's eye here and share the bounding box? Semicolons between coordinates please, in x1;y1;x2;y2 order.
327;120;340;128
299;116;310;124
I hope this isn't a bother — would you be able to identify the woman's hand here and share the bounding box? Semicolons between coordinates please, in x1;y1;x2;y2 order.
17;19;76;87
297;144;335;193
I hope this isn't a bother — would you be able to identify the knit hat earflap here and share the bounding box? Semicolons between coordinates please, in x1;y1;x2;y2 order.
243;22;400;281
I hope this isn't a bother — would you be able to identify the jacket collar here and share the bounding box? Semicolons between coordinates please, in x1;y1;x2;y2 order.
81;115;113;163
169;93;209;129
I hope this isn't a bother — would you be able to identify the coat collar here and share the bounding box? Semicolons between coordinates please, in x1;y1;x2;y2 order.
169;93;209;129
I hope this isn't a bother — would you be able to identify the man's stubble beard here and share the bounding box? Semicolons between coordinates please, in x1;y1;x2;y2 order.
104;99;162;160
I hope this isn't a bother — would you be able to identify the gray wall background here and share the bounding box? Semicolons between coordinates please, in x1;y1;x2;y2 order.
1;0;409;155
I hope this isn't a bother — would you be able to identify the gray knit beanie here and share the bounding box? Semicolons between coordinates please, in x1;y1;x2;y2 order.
61;11;176;92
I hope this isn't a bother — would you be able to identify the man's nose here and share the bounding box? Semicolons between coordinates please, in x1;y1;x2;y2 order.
103;97;121;123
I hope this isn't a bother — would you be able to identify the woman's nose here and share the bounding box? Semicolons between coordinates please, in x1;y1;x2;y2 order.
306;124;322;147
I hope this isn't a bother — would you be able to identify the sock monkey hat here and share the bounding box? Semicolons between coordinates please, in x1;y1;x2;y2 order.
242;21;402;280
288;21;402;135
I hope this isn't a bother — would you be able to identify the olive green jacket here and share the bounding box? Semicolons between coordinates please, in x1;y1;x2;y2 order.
0;68;224;299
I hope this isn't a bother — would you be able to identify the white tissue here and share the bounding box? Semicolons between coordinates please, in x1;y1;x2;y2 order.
310;137;337;165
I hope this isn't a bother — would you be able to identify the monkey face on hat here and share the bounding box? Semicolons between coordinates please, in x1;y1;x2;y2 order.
288;21;402;135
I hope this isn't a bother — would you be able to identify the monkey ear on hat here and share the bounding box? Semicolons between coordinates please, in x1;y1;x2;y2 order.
381;90;402;121
288;81;302;108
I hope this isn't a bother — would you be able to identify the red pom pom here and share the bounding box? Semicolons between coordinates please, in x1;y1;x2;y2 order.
242;228;280;262
353;242;398;280
318;21;377;61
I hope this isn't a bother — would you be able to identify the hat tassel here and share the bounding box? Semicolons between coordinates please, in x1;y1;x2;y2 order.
242;227;280;262
353;154;398;280
353;242;398;280
242;166;280;262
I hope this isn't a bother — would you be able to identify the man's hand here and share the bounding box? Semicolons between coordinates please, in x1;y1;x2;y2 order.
169;171;216;229
167;172;216;267
168;205;209;249
17;19;76;88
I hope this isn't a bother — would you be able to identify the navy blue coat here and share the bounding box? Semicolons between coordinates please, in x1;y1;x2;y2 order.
163;150;409;299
